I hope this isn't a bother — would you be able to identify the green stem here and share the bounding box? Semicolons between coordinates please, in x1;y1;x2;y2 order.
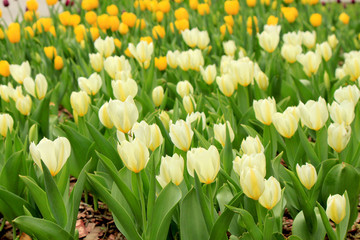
93;195;98;212
0;218;5;232
136;172;147;234
208;184;214;223
13;226;17;240
255;201;263;229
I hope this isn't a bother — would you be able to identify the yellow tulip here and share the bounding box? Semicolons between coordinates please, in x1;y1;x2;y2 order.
117;138;149;173
259;177;281;210
327;123;351;153
326;194;346;224
98;102;114;129
296;163;317;190
169;120;193;151
0;113;14;137
253;97;277;125
152;86;164;107
156;154;184;188
108;96;139;133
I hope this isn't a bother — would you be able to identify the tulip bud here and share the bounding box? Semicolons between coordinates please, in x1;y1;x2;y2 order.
176;80;194;98
302;31;316;49
241;135;264;155
128;41;154;69
169;120;193;151
44;46;57;60
213;121;235;147
94;36;115;58
34;74;48;100
16;95;32;115
54;56;64;70
156;154;184;188
253;97;277;125
182;28;199;48
159;111;170;130
0;60;10;77
334;85;360;105
283;31;302;46
272;111;299;138
189;49;204;71
104;56;132;79
233;153;266;177
223;40;236;57
166;50;180;69
326;194;346;224
183;95;196;114
281;44;302;63
186;111;206;130
187;145;220;184
257;25;281;53
297;51;322;77
98;102;114;129
316;42;332;62
259;177;281;210
111;78;138;101
78;73;102;96
216;74;235;97
328;101;355;125
152;86;164;107
298;97;328;131
108;96;139;133
89;53;104;72
327;34;338;49
117;138;149;173
70;91;91;117
229;58;254;87
327;123;351;153
254;68;269;90
335;68;346;80
197;30;210;50
29;137;71;176
10;61;31;84
296;163;317;190
28;123;38;143
343;56;360;81
0;113;13;137
200;64;216;85
240;167;265;200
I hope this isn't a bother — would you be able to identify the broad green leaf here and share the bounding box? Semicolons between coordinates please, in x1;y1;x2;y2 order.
194;129;211;149
297;127;320;167
0;151;24;195
316;202;337;240
292;208;326;240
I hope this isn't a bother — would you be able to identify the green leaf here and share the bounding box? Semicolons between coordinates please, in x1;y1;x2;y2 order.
194;129;211;149
42;161;68;228
0;151;24;195
194;172;213;233
292;208;326;240
31;88;54;137
222;124;234;174
241;124;262;140
297;127;320;167
180;188;210;240
147;183;182;240
13;216;73;240
338;191;351;240
316;202;337;240
87;173;142;240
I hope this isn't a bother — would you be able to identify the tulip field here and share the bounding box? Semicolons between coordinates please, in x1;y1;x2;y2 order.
1;0;360;239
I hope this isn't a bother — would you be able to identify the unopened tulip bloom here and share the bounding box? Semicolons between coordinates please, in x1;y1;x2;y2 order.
89;53;104;72
316;42;332;62
229;58;254;87
296;163;317;190
334;85;360;104
224;0;240;15
128;41;153;69
169;120;193;151
216;74;235;97
233;152;266;177
78;73;102;96
223;40;236;57
148;124;163;151
54;56;64;70
94;36;115;58
177;51;191;71
23;74;48;100
302;31;316;49
259;177;281;210
104;56;131;79
0;60;10;77
98;102;114;129
310;13;322;27
297;51;322;77
189;49;204;71
176;80;193;98
214;121;235;147
111;78;138;101
166;50;180;69
298;97;328;131
197;31;210;49
132;121;163;151
187;146;220;184
257;25;281;53
241;135;264;155
10;61;31;84
339;12;349;25
16;95;32;115
44;46;57;60
240;167;265;200
70;91;90;117
326;194;346;224
156;154;184;188
186;112;206;130
0;113;13;137
281;44;302;63
328;123;351;153
254;67;269;90
327;34;339;49
29;137;71;176
200;64;216;85
182;28;199;48
272;111;298;138
328;101;355;125
152;86;164;107
253;97;277;125
283;31;302;46
343;56;360;81
183;94;196;114
108;96;139;133
117;138;149;173
159;111;170;130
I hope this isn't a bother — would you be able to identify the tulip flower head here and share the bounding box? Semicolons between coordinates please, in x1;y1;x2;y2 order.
128;41;154;69
117;138;149;173
326;194;346;224
296;163;317;190
156;154;184;188
169;120;194;151
0;113;13;137
259;177;282;210
298;97;328;131
108;96;139;133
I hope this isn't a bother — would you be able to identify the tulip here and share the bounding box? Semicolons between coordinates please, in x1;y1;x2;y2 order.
343;56;360;81
152;25;165;40
10;61;31;84
6;22;20;43
23;74;48;100
104;56;132;79
259;177;281;210
328;101;355;125
267;15;278;25
233;153;266;177
339;12;349;25
200;65;216;85
89;53;104;72
186;112;206;130
54;56;64;70
224;0;240;15
94;36;115;58
220;55;233;74
159;111;170;130
111;78;138;101
253;97;277;125
44;46;57;60
241;135;264;155
152;86;164;107
156;154;184;188
298;97;328;131
327;123;351;153
169;120;193;151
254;66;269;90
216;74;235;97
175;7;189;20
327;34;339;49
128;41;153;69
148;124;163;151
155;56;167;71
98;102;114;129
223;40;236;57
316;42;332;62
187;146;220;184
240;167;265;200
78;73;102;96
121;12;137;27
166;50;180;69
334;85;360;104
0;85;10;102
16;95;32;115
183;95;196;114
176;80;193;98
229;58;254;87
0;113;13;137
335;68;346;80
0;60;10;77
182;28;199;48
29;137;71;176
326;194;346;224
283;31;302;46
197;31;210;50
281;44;302;64
70;91;90;117
272;111;299;138
108;96;139;133
189;49;204;71
310;13;322;27
213;121;235;147
132;121;163;151
177;51;191;71
257;25;281;53
296;51;322;77
302;31;316;49
296;163;317;190
117;138;149;173
224;16;235;27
